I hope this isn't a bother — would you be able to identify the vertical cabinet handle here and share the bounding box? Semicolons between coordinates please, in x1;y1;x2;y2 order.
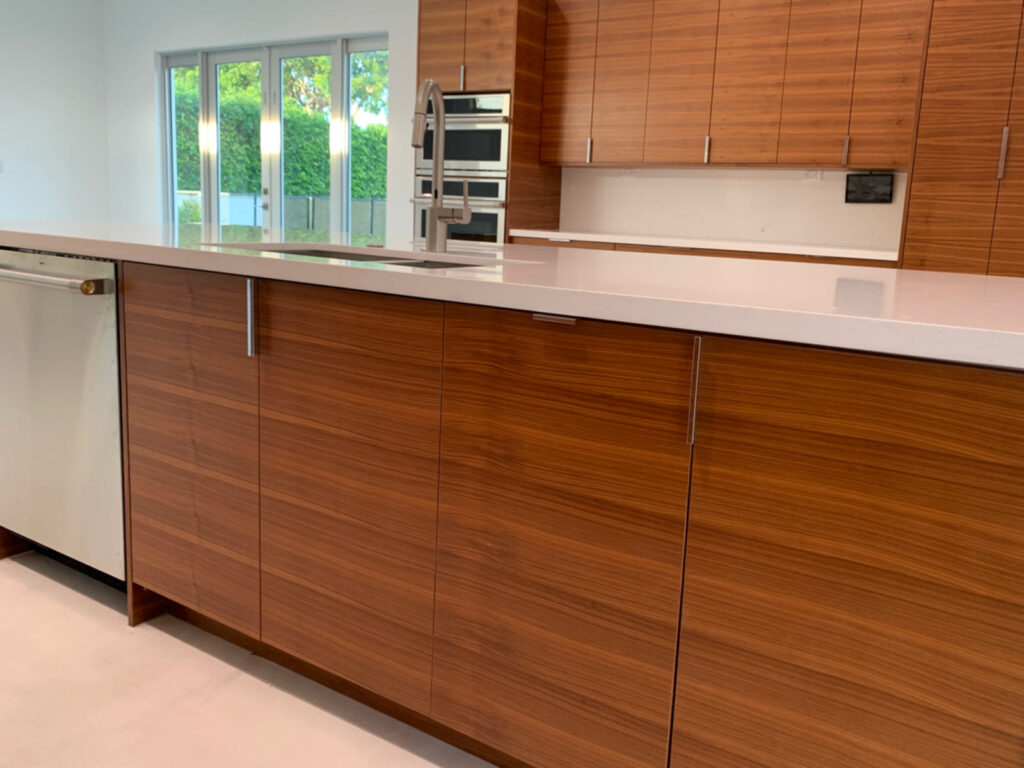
459;64;465;91
998;126;1011;180
704;136;711;164
246;278;256;358
843;135;851;167
586;136;593;164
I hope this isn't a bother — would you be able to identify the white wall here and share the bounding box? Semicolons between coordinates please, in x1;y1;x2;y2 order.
100;0;418;235
0;0;109;221
560;167;907;252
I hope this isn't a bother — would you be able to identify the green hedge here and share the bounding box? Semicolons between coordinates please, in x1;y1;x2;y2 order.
173;91;387;199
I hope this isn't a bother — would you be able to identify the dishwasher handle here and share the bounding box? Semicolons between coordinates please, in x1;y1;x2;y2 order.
0;266;111;295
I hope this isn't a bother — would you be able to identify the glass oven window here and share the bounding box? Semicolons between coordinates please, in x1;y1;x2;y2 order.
419;209;500;242
422;129;503;162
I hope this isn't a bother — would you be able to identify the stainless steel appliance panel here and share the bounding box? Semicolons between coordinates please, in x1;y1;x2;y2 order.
0;250;124;579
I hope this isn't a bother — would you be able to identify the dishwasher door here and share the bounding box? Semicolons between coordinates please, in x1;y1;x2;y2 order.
0;250;124;579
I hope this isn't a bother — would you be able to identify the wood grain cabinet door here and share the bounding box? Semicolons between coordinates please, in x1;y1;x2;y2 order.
846;0;932;169
643;0;721;164
418;0;467;91
902;0;1024;273
708;0;792;163
988;29;1024;277
589;0;655;164
464;0;518;91
432;305;695;768
776;0;861;166
257;281;443;715
541;0;600;164
672;337;1024;768
122;263;260;637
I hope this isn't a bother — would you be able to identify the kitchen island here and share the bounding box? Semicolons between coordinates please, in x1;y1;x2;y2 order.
1;221;1023;768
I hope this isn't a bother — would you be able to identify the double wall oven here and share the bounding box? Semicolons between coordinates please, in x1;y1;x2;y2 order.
414;93;510;246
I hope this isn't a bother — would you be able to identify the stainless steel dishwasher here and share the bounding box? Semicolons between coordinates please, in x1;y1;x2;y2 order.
0;250;124;580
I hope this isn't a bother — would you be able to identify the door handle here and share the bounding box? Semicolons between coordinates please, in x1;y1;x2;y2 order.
246;278;256;357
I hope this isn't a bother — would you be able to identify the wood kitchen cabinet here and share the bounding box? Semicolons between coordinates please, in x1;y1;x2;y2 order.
122;263;260;637
540;0;599;164
643;0;720;164
988;27;1024;277
776;0;861;166
846;0;932;169
672;337;1024;768
708;0;792;164
417;0;517;92
257;281;444;715
589;0;655;164
432;305;695;768
902;0;1024;273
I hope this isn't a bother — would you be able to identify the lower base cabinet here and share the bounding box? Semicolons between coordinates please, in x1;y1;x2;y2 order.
122;263;260;637
122;268;1024;768
431;305;697;768
257;281;444;714
672;337;1024;768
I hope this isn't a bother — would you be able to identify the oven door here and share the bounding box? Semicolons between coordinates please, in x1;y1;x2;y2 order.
416;118;510;176
414;201;507;244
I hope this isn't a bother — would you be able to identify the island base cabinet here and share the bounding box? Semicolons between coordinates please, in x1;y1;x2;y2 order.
432;304;696;768
256;281;444;715
672;337;1024;768
121;263;260;637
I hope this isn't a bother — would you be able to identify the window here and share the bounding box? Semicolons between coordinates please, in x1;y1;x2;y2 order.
163;38;388;247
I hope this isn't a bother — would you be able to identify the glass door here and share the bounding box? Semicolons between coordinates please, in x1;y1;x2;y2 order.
206;49;267;243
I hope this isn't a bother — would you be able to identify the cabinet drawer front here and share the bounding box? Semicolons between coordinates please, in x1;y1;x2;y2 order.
434;305;695;768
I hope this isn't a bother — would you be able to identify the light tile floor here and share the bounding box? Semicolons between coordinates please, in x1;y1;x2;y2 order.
0;552;495;768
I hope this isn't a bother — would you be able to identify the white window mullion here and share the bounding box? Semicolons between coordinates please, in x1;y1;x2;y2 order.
330;38;348;234
261;46;278;236
198;51;218;236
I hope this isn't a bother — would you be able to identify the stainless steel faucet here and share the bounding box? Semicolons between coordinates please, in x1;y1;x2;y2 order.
412;79;471;253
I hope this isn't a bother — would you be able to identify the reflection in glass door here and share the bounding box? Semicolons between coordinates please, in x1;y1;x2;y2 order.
349;50;388;245
168;64;201;247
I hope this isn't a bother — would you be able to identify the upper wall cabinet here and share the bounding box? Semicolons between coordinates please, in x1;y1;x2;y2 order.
903;0;1024;274
541;0;655;165
417;0;517;92
776;0;862;166
846;0;932;169
708;0;792;164
540;0;931;168
644;0;720;164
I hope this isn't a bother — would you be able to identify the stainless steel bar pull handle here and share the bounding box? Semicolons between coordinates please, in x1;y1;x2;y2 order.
532;312;577;326
246;278;256;358
0;267;109;295
843;135;851;167
998;126;1011;180
459;64;465;91
586;137;593;164
704;136;711;164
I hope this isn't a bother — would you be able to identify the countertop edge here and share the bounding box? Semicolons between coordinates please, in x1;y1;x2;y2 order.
1;228;1021;373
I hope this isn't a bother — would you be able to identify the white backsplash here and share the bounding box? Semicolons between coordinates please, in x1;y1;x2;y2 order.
559;167;907;252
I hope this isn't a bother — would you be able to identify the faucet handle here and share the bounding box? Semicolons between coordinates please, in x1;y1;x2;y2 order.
457;180;471;224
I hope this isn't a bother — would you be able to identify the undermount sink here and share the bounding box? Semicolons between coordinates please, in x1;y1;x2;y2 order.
209;242;496;269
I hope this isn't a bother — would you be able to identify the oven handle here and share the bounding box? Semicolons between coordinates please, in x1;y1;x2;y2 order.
0;266;111;295
412;197;505;209
426;115;509;125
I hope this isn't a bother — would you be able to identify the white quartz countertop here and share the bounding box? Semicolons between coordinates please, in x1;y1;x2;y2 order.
509;228;900;262
1;219;1022;371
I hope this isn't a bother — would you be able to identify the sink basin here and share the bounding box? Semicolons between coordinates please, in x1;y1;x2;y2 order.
273;248;407;263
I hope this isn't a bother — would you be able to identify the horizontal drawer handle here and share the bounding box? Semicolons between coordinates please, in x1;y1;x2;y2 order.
532;313;577;326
